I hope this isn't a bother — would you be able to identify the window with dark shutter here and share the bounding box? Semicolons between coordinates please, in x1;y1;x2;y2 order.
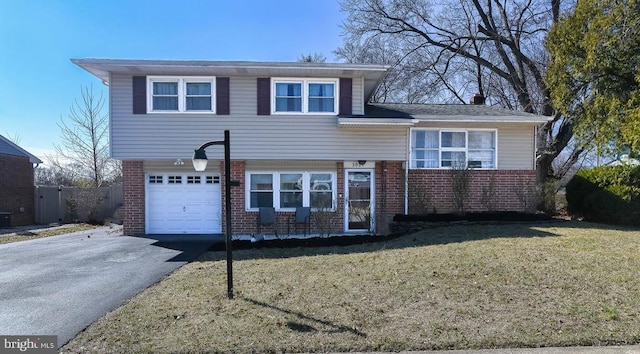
257;78;271;115
132;76;147;114
339;78;352;115
216;77;230;115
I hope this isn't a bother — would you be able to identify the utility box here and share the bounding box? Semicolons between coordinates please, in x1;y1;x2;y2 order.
0;212;10;227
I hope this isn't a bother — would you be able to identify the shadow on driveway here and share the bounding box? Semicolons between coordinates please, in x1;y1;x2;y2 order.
142;234;225;262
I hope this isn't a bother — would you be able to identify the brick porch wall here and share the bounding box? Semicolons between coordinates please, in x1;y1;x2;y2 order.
122;160;145;235
407;169;537;214
0;154;35;226
230;161;403;236
375;161;405;234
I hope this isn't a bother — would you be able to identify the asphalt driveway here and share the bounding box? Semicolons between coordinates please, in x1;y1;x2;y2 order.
0;226;222;347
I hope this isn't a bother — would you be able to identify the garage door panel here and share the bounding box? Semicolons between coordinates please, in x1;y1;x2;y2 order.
146;173;222;234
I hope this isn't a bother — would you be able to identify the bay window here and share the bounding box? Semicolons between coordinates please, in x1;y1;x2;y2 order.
411;129;496;169
246;172;336;210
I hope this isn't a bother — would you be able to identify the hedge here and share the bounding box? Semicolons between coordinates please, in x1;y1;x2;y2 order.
565;165;640;226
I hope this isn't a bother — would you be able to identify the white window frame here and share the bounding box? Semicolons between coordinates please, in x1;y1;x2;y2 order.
271;78;339;115
245;171;337;211
147;76;216;113
410;128;498;169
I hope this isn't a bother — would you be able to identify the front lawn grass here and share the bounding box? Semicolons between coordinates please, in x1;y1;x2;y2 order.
62;221;640;353
0;224;99;244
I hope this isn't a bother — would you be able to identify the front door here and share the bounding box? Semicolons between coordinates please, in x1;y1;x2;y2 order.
345;169;375;232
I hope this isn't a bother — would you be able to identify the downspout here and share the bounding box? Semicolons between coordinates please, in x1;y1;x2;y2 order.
534;126;538;170
404;127;410;215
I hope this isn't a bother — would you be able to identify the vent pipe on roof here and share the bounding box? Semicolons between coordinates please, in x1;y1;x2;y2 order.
470;93;485;105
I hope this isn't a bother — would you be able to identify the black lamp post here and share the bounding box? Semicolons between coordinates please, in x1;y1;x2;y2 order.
192;130;234;299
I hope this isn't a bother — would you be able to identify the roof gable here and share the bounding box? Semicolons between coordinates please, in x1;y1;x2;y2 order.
0;135;43;164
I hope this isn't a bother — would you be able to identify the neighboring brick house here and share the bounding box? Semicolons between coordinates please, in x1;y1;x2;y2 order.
73;59;550;237
0;135;42;226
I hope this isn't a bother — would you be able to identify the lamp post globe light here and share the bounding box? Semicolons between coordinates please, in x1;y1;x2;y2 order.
192;130;234;299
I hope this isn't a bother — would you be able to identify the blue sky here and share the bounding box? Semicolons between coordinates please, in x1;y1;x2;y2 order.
0;0;345;161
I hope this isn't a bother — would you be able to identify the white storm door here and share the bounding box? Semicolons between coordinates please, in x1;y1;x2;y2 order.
344;169;375;232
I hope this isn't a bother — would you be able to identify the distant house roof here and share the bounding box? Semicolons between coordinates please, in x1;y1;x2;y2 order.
0;135;43;164
338;103;552;128
71;58;390;103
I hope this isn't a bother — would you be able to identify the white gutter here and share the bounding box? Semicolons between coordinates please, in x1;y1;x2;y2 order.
337;118;418;127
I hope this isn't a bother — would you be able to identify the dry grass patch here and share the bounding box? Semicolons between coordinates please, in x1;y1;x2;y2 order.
0;224;99;244
62;221;640;353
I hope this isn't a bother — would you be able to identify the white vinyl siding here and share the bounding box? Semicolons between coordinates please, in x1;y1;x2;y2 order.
498;125;536;170
110;75;406;161
352;77;364;115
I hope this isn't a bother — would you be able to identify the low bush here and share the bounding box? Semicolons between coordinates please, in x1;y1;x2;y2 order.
565;165;640;226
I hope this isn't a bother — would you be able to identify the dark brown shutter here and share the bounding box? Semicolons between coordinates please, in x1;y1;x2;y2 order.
339;78;352;115
132;76;147;114
257;78;270;115
216;77;230;115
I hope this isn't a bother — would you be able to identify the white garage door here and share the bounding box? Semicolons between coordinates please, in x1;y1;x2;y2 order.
146;173;222;234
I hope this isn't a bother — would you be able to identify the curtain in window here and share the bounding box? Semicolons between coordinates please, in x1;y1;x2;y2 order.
309;83;335;112
153;82;178;110
412;130;439;168
154;82;177;95
441;132;466;148
186;83;212;110
468;131;495;168
275;83;302;112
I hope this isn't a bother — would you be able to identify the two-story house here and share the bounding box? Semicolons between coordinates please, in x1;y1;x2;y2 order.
73;59;550;237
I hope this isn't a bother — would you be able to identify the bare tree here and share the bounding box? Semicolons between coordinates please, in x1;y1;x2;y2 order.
337;0;581;187
54;85;119;187
297;52;327;63
2;132;21;144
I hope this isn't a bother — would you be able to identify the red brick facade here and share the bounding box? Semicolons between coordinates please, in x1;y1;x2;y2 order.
227;161;347;236
375;161;405;234
231;161;405;236
122;160;145;235
0;154;36;226
121;160;535;236
407;169;537;214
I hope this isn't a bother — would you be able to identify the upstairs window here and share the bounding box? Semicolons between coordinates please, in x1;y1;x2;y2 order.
185;82;212;111
272;78;338;114
308;83;335;112
148;77;215;113
411;129;496;169
152;82;179;110
275;82;302;112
